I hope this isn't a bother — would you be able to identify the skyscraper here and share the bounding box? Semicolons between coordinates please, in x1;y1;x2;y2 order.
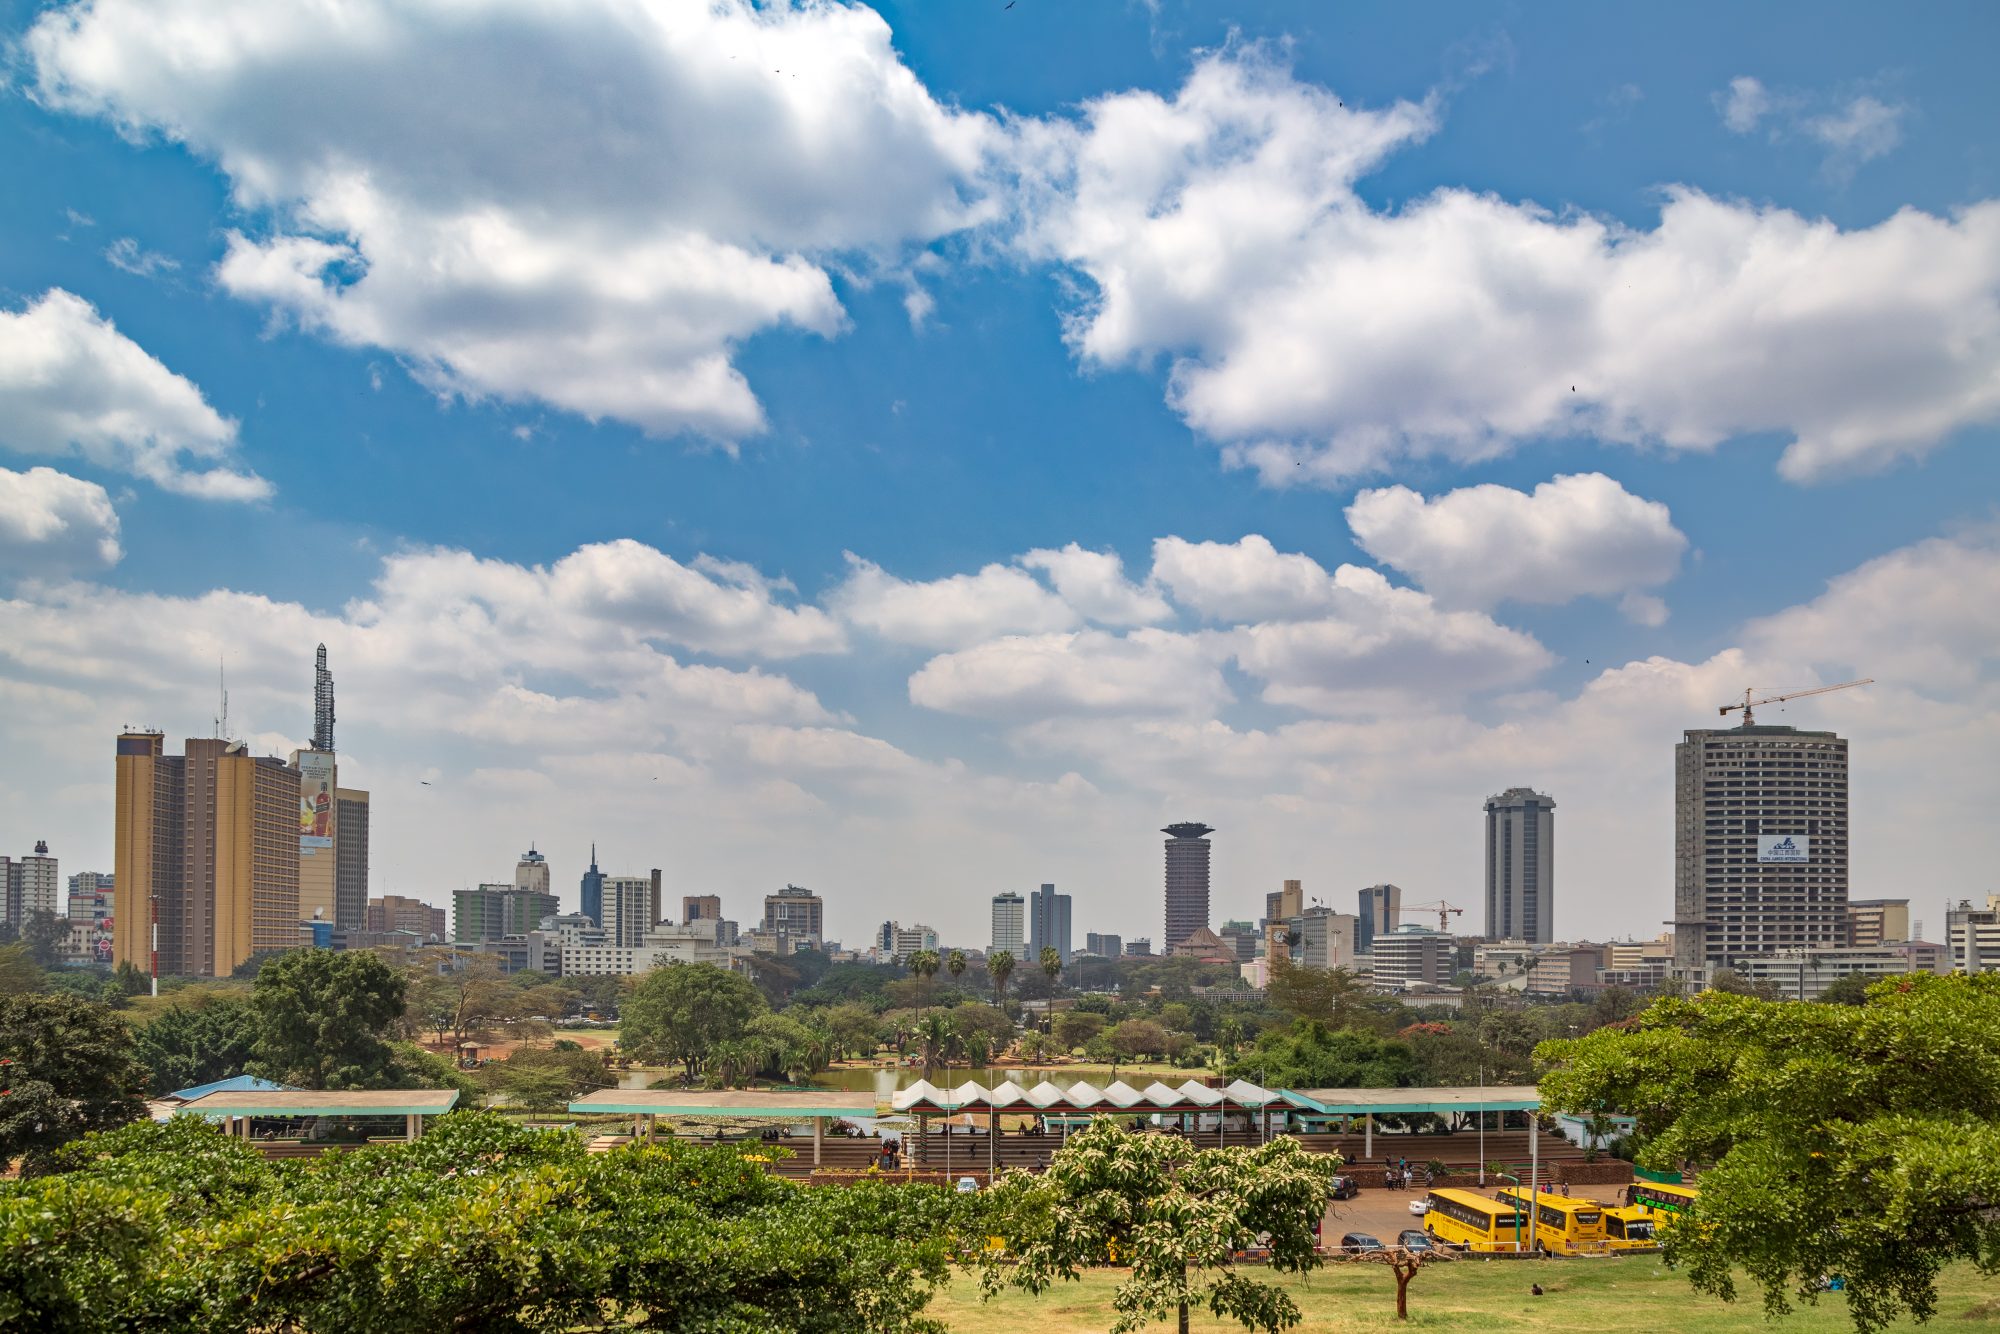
1162;822;1213;948
516;847;551;895
1356;884;1401;955
453;884;559;943
762;884;824;945
990;891;1025;957
114;732;300;978
1264;879;1304;959
5;840;59;925
603;876;651;948
1484;787;1556;943
580;844;604;926
1674;723;1850;974
334;787;370;929
683;894;722;922
1029;883;1073;962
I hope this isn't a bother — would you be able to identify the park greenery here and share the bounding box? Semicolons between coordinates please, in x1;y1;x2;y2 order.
1537;972;2000;1334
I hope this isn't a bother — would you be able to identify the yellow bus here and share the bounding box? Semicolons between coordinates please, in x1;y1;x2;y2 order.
1421;1189;1530;1253
1626;1181;1699;1223
1601;1204;1659;1251
1494;1188;1609;1255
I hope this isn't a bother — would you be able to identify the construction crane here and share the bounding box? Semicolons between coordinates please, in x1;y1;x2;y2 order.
1403;900;1464;933
1719;678;1873;727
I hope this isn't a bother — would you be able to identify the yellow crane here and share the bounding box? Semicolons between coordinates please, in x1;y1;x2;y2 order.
1719;678;1873;726
1402;900;1464;933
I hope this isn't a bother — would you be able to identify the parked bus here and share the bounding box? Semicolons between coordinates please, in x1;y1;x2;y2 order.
1626;1181;1699;1221
1601;1204;1659;1251
1494;1188;1609;1255
1421;1189;1530;1253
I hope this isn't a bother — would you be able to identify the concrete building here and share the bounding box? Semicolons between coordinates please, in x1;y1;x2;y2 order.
1291;907;1358;972
1527;944;1609;996
1843;899;1910;948
66;871;113;928
1219;919;1260;962
1029;883;1073;963
1125;937;1152;957
453;884;559;944
683;894;723;923
877;921;939;962
1723;946;1915;1000
1356;884;1401;955
516;847;551;896
1162;822;1213;948
6;840;60;924
601;875;651;948
1947;895;2000;974
1674;724;1851;973
1085;931;1122;958
334;788;369;929
1370;926;1455;990
1264;879;1305;959
1485;787;1556;944
113;733;302;978
989;891;1026;958
762;884;824;948
366;894;445;940
580;844;604;927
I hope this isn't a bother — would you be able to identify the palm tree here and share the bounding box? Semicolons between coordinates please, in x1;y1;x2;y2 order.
988;949;1015;1009
909;949;940;1010
1040;946;1062;1037
946;948;967;994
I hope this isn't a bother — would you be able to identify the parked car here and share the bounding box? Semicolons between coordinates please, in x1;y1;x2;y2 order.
1396;1230;1434;1252
1330;1174;1360;1201
1408;1197;1430;1216
955;1177;979;1194
1338;1233;1385;1254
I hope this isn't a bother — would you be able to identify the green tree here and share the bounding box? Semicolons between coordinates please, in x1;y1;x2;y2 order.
0;993;146;1175
406;949;512;1046
1039;946;1062;1034
18;910;68;968
249;948;407;1089
621;962;765;1075
1265;956;1367;1028
1224;1020;1416;1090
979;1119;1336;1334
485;1040;610;1110
1109;1017;1168;1061
1538;974;2000;1333
823;1002;884;1061
130;992;260;1094
0;942;45;996
907;949;940;1010
1053;1010;1106;1051
1816;973;1873;1006
946;948;967;991
987;949;1016;1008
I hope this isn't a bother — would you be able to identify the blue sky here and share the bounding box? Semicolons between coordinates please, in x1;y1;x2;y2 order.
2;0;1996;950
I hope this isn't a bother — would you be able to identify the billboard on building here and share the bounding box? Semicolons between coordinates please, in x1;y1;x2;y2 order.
1757;834;1810;864
297;751;336;851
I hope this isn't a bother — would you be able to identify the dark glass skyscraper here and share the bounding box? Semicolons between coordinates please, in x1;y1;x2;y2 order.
580;842;604;927
1162;822;1213;948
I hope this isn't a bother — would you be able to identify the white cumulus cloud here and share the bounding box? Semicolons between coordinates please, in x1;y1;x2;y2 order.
1346;472;1687;612
0;466;123;575
831;554;1077;650
1019;50;1999;484
909;628;1230;719
1017;543;1171;626
28;0;1001;441
0;290;268;500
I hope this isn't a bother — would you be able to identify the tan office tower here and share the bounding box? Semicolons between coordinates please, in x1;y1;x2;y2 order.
683;894;723;922
1264;879;1304;958
1674;724;1849;973
115;733;300;977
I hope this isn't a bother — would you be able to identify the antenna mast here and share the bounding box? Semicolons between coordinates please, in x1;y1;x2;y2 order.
313;643;336;751
215;659;230;741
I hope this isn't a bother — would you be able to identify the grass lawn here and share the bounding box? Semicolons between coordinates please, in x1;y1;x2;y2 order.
928;1257;1999;1332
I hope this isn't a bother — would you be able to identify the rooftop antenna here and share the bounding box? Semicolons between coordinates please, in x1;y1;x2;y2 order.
312;643;336;752
215;658;230;741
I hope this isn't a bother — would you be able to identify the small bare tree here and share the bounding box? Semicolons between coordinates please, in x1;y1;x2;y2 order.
1349;1245;1452;1321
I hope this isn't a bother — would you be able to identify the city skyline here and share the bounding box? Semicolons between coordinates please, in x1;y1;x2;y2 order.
1;2;1996;953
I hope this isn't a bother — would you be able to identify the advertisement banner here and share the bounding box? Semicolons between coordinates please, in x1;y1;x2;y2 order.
297;751;336;850
1757;834;1810;864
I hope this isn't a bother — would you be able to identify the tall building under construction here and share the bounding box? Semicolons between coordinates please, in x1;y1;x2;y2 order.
113;733;301;977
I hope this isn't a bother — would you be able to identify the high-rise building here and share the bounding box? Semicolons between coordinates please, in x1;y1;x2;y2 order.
1674;724;1850;974
334;788;370;929
648;869;664;933
1484;787;1556;944
1947;895;2000;974
1843;899;1910;948
1356;884;1402;955
1370;926;1455;990
5;840;60;924
66;871;113;927
1162;822;1213;948
1264;879;1305;959
516;847;551;895
1219;919;1261;962
580;844;604;926
762;884;824;946
878;922;939;961
366;894;446;939
1029;883;1073;962
113;733;301;978
1085;931;1122;958
990;891;1026;957
290;747;339;924
1125;937;1152;957
603;876;652;948
683;894;723;922
1291;907;1359;972
453;884;560;943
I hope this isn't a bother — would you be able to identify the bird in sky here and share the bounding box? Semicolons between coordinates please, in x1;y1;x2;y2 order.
1005;1;1016;9
419;780;431;786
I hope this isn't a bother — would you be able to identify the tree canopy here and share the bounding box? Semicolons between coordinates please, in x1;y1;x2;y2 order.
129;993;260;1095
1225;1019;1416;1090
979;1119;1336;1334
621;961;766;1073
249;948;407;1089
0;993;146;1175
1537;973;2000;1333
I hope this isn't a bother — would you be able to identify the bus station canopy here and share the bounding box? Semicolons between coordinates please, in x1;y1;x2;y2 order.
176;1089;461;1118
891;1078;1279;1116
1281;1085;1541;1116
567;1089;879;1118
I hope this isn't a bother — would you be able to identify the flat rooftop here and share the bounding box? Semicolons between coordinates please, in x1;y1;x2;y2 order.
1284;1085;1541;1115
177;1088;460;1117
568;1089;880;1117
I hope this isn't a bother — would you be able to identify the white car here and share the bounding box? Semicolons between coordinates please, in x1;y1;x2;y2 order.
956;1177;979;1194
1408;1198;1429;1216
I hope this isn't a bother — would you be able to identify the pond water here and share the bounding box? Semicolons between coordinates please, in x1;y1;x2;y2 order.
614;1063;1211;1094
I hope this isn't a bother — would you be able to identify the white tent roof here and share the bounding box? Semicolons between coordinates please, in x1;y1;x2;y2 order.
890;1078;1275;1114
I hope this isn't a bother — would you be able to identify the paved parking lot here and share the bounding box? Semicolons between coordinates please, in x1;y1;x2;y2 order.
1323;1186;1438;1248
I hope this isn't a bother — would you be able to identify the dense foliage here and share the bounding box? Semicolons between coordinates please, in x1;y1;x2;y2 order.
1225;1020;1416;1090
1538;973;2000;1333
979;1119;1336;1334
0;1111;967;1333
251;949;408;1089
621;961;767;1073
0;993;147;1176
129;992;260;1094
